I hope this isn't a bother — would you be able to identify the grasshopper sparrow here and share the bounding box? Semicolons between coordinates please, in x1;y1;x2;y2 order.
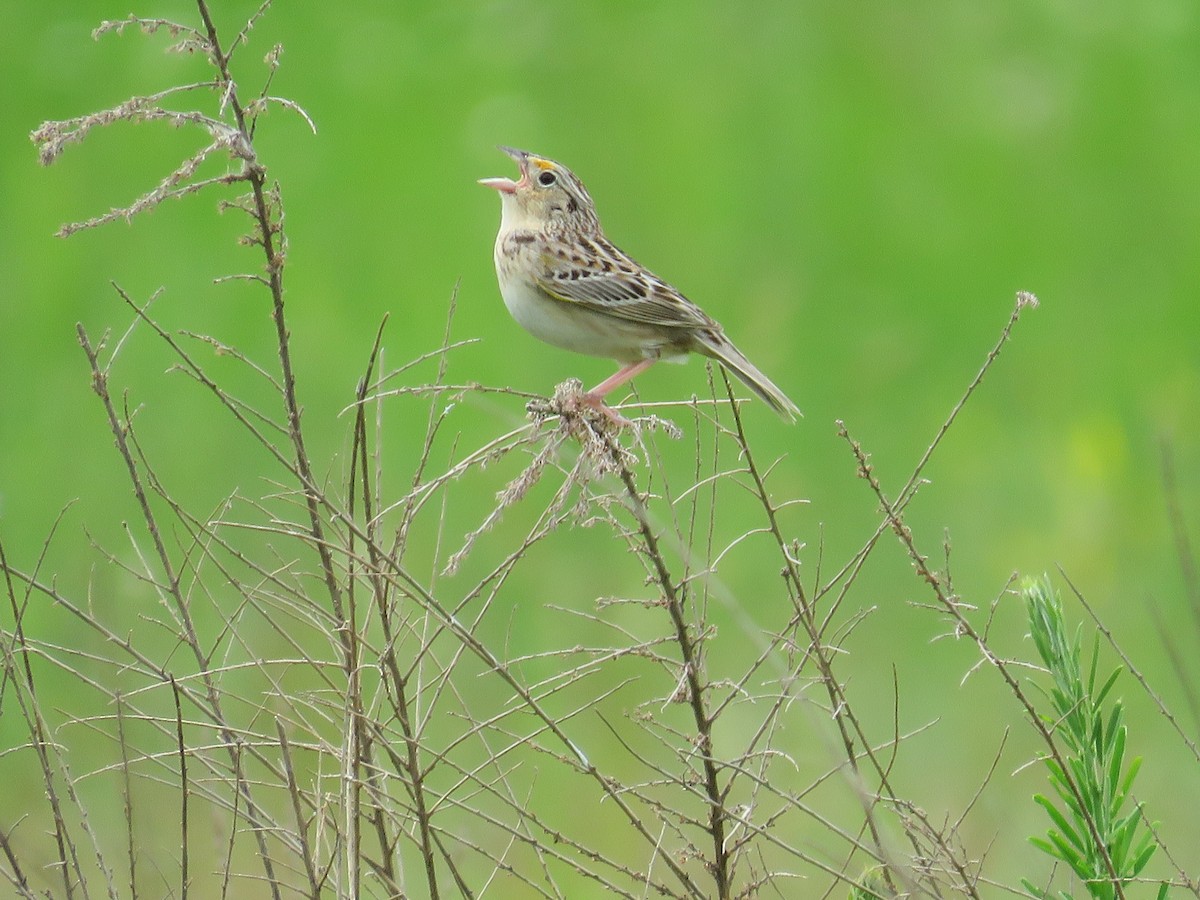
480;146;800;422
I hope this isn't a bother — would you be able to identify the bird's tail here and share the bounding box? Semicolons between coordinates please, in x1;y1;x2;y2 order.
695;331;801;421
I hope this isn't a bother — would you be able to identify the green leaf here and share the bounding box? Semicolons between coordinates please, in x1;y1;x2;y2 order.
1069;622;1084;672
1131;832;1158;877
1118;755;1143;803
1048;830;1090;878
1066;758;1092;814
1029;835;1058;858
1102;703;1123;759
1094;668;1121;712
1106;726;1126;810
1022;575;1161;900
1109;809;1139;868
1086;632;1100;694
1090;712;1106;760
1034;794;1087;854
1049;685;1071;714
1020;877;1050;899
1059;725;1083;756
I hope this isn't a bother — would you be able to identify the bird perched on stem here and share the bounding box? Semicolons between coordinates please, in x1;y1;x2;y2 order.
480;147;800;424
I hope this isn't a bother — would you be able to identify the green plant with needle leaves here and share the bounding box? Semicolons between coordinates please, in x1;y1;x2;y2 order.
1021;576;1166;900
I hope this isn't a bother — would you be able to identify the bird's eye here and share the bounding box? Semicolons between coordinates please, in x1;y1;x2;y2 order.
537;170;557;186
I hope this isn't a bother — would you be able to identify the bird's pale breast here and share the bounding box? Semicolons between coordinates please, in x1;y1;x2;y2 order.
494;233;687;364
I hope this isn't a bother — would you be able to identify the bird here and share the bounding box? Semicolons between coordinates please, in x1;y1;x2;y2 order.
479;146;800;423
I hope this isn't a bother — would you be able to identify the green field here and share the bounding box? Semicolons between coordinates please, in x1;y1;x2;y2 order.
2;3;1198;897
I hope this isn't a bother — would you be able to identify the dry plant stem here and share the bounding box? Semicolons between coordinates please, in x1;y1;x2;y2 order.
377;715;654;899
8;544;113;895
193;0;347;632
895;294;1036;513
750;294;1034;893
3;516;98;899
277;721;322;897
812;293;1039;642
76;325;283;899
84;295;694;891
115;695;137;897
367;563;707;896
222;742;244;897
335;408;702;890
720;306;1042;897
194;6;359;889
363;306;513;899
837;425;1126;899
1058;568;1200;766
110;287;308;491
0;540;73;900
380;489;454;884
172;676;190;900
0;826;34;900
348;321;443;900
608;442;731;899
720;380;928;900
347;321;389;899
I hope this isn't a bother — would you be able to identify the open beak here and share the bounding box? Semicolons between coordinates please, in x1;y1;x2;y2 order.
478;146;528;194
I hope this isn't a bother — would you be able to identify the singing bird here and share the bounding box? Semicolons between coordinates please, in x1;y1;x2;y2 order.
480;147;799;422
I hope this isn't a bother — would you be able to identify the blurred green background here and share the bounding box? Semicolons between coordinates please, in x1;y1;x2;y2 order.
3;0;1199;893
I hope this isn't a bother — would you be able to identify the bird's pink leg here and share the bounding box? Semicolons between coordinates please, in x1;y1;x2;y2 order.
584;359;655;401
581;359;656;424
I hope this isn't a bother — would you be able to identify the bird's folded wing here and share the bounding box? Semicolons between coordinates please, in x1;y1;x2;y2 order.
535;252;711;329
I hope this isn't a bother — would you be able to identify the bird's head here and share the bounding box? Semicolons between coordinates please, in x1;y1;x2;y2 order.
479;147;600;234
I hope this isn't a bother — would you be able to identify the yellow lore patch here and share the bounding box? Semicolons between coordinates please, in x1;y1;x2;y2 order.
531;157;555;171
